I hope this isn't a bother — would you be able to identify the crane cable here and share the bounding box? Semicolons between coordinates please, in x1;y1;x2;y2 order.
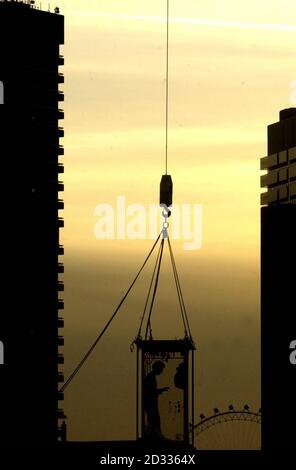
59;233;162;393
165;0;170;175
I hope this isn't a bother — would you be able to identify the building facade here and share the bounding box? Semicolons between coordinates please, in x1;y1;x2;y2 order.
260;108;296;451
0;0;65;447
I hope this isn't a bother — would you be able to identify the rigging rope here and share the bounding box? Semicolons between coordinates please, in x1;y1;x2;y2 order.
145;238;165;339
136;233;192;340
59;233;162;393
137;239;163;338
168;236;192;338
60;230;192;393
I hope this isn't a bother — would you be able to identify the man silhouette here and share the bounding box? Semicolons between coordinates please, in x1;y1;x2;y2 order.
143;360;169;439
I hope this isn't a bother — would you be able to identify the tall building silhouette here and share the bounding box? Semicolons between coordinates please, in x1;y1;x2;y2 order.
260;108;296;451
0;0;64;447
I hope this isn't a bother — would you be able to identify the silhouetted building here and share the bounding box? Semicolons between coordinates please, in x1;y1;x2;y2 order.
260;108;296;451
0;0;64;447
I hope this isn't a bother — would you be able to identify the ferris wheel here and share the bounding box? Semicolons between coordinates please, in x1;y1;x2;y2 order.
193;405;261;450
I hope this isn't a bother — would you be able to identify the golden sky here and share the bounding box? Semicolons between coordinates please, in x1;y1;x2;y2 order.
56;0;296;445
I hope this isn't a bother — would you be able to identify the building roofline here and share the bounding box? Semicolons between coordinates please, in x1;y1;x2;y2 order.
0;0;61;15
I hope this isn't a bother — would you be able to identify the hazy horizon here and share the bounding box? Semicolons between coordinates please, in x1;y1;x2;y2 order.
56;0;295;446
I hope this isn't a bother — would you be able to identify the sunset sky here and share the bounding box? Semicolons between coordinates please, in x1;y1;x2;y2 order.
56;0;295;445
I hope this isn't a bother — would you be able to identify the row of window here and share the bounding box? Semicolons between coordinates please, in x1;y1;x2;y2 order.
261;162;296;188
261;181;296;205
261;146;296;170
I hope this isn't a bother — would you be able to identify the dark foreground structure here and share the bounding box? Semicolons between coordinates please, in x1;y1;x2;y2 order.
0;0;64;447
260;108;296;451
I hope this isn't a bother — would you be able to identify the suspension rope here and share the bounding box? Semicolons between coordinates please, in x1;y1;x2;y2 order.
59;233;162;393
168;237;192;337
165;0;169;175
145;238;165;339
166;234;188;336
168;236;192;338
137;237;163;338
137;233;192;340
169;243;188;337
